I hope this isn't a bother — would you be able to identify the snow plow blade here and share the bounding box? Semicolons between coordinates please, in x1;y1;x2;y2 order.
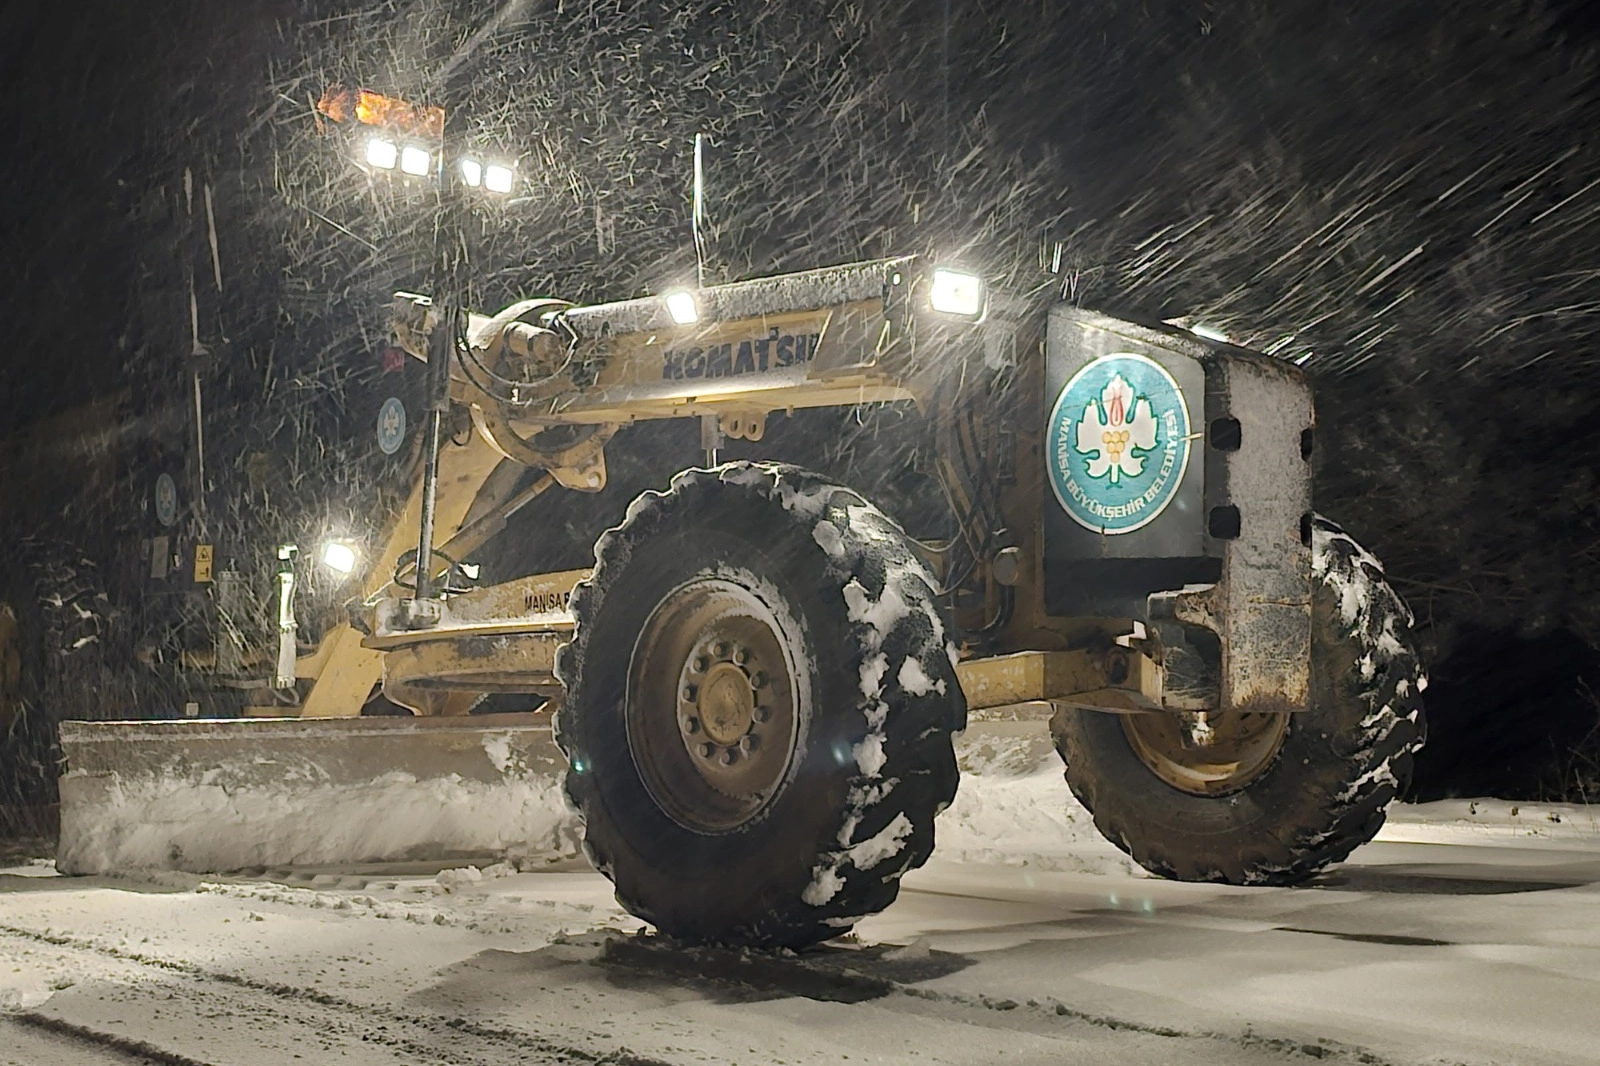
55;713;578;876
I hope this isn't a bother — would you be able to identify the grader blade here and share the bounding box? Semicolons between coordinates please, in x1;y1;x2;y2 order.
55;712;576;875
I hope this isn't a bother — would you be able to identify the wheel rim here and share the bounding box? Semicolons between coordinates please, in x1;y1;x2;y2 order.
626;578;801;833
1121;709;1289;796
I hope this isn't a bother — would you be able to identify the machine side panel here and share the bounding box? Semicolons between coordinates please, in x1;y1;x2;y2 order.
1042;306;1218;617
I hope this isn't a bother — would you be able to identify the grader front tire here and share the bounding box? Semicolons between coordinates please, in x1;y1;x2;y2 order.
555;463;965;948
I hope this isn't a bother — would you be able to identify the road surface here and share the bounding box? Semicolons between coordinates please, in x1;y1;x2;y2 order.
4;773;1598;1066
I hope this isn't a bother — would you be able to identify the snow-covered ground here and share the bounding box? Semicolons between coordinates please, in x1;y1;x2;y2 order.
6;744;1600;1065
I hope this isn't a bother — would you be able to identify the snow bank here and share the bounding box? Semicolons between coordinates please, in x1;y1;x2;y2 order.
939;725;1140;876
1380;797;1600;845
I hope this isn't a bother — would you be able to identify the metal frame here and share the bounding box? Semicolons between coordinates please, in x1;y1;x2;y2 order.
355;256;1317;721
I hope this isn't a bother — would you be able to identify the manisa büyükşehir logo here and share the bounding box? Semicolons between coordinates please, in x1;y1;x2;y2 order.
1047;353;1191;534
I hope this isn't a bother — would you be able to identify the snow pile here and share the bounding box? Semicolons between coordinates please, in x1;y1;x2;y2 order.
56;766;582;876
183;863;594;934
1380;797;1600;845
938;726;1140;876
436;861;516;890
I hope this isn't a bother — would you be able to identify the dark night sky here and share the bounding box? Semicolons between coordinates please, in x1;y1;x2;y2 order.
0;3;284;423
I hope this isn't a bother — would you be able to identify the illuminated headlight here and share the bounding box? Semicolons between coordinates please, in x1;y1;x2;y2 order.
321;541;358;576
929;268;985;319
483;163;515;195
460;158;483;187
399;145;432;176
665;290;700;325
365;137;399;170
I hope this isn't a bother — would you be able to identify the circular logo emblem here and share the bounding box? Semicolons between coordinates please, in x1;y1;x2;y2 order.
1046;353;1191;534
154;473;178;527
376;397;407;456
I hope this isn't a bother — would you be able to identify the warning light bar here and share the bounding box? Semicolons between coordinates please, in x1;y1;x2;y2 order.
317;86;444;140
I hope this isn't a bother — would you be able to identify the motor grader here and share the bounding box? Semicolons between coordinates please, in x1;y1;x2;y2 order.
57;256;1425;949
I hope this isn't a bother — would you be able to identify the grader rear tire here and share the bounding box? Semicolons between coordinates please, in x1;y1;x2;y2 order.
555;463;964;948
1053;516;1426;885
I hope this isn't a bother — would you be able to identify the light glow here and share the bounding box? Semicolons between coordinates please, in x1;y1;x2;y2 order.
321;541;358;576
929;268;985;318
665;290;700;325
1190;324;1230;343
484;163;515;194
399;145;431;176
460;158;483;187
365;137;399;170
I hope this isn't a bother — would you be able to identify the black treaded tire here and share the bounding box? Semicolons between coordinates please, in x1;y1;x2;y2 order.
554;463;965;948
1053;515;1427;885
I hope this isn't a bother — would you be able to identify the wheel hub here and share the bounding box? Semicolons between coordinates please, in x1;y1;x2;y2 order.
677;636;782;780
692;661;755;746
1121;709;1289;797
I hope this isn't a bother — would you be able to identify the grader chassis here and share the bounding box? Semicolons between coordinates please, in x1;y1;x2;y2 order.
58;257;1424;948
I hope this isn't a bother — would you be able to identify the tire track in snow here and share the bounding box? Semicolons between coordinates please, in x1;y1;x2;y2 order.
0;922;673;1066
6;1012;219;1066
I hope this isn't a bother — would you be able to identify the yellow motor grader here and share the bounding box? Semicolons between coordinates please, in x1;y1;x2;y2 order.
57;256;1425;949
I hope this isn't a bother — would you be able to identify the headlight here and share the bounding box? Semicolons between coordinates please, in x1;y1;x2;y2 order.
460;158;483;187
365;137;399;170
399;145;432;176
665;290;700;325
929;268;986;319
321;541;358;576
483;163;515;195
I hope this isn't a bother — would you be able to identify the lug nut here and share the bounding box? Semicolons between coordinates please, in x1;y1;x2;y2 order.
683;716;700;734
691;656;708;673
698;742;715;758
682;684;698;702
711;641;729;658
732;647;750;665
719;749;739;766
750;671;767;689
751;705;771;723
739;735;758;754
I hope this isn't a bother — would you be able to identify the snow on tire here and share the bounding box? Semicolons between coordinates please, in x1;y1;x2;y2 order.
1053;515;1427;885
554;463;965;948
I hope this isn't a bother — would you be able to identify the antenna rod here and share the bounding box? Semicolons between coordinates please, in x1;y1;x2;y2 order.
692;132;708;289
